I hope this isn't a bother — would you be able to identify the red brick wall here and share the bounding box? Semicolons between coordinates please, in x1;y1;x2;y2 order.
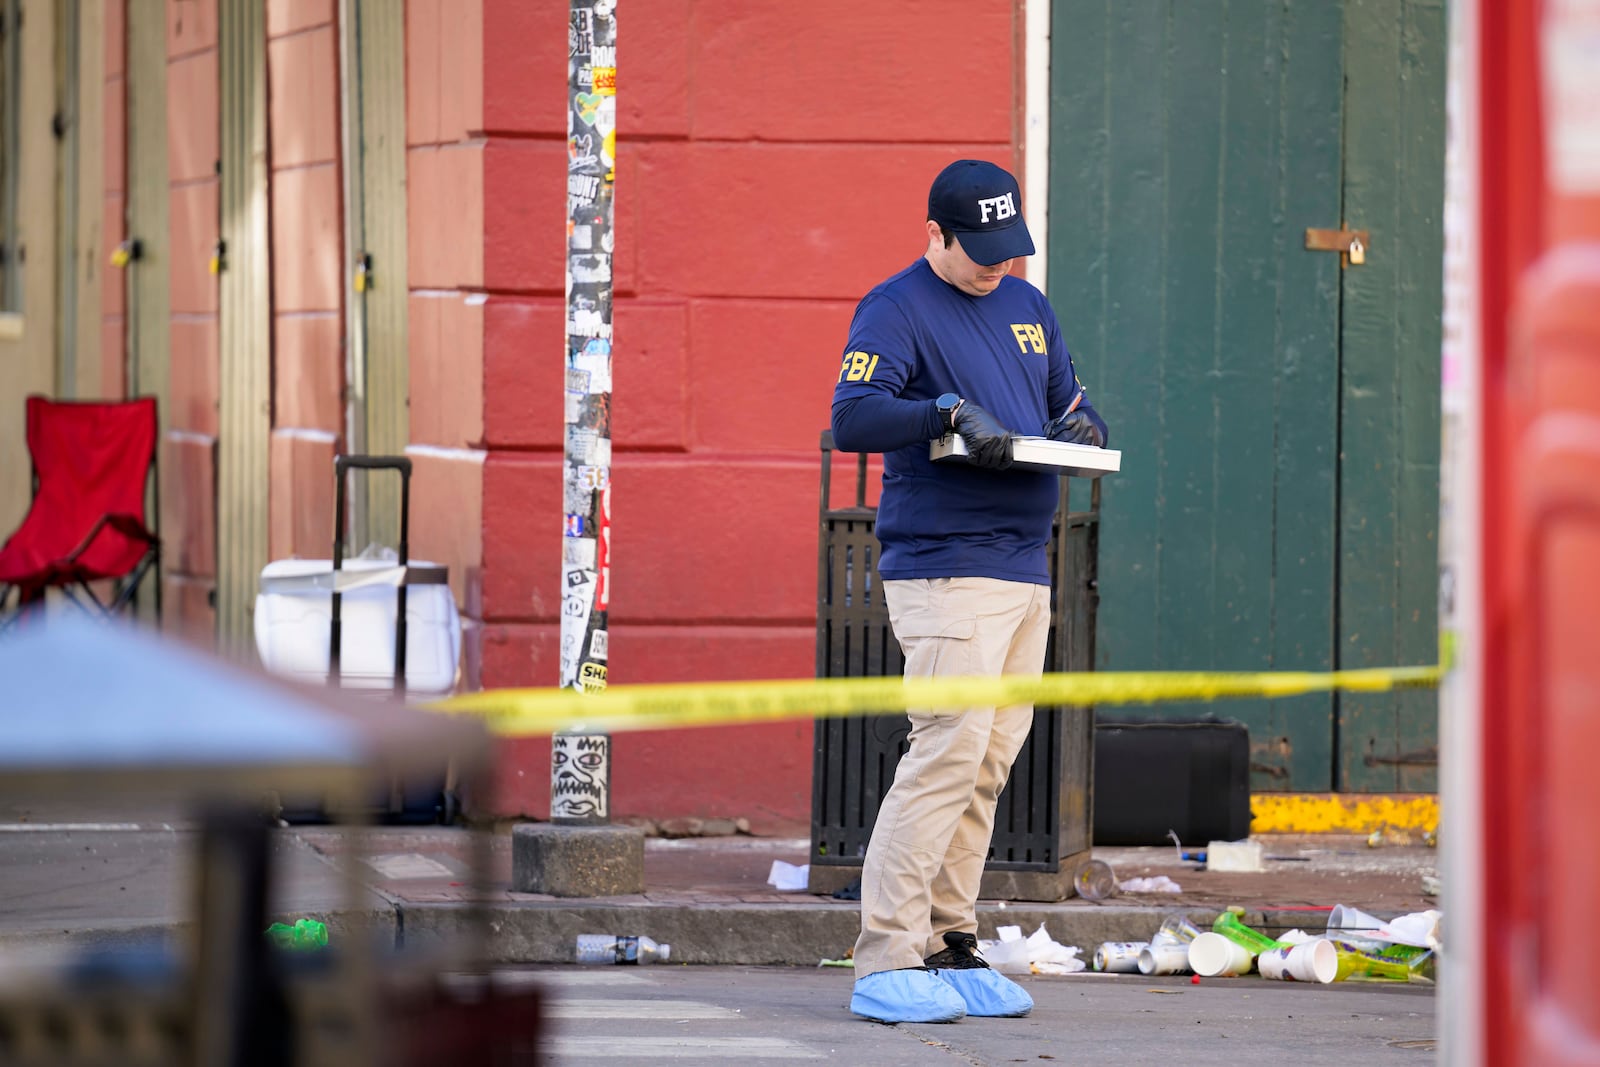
459;1;1021;832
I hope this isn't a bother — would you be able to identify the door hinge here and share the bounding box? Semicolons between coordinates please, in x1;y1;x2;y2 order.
1363;745;1437;768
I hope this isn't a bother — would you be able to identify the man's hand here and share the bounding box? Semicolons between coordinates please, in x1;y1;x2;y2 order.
1044;410;1105;448
953;401;1015;470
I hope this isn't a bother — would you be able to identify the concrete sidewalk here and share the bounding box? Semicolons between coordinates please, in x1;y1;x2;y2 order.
0;812;1441;967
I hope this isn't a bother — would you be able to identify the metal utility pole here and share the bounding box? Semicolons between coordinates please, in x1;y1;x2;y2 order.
553;0;618;826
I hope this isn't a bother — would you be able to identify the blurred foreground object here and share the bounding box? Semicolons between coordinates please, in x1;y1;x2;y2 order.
0;617;535;1066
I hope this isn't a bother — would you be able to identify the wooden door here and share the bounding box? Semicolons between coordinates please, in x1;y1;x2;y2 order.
1047;0;1445;792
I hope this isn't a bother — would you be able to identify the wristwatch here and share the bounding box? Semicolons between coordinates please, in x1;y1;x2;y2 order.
936;392;964;434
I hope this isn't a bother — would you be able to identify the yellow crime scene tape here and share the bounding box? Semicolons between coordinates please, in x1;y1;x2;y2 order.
430;665;1441;737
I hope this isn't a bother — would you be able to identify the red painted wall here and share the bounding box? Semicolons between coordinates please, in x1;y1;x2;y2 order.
115;0;1022;834
464;1;1022;833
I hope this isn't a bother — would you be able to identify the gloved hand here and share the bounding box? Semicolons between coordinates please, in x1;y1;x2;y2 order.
1043;410;1105;448
953;400;1015;470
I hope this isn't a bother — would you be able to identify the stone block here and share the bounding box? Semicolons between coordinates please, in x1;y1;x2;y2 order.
511;823;644;897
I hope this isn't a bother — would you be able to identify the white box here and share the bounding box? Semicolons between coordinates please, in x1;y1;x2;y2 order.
254;558;461;695
930;434;1122;477
1205;838;1265;873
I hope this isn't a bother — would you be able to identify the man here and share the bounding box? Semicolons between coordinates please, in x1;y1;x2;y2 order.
830;159;1108;1024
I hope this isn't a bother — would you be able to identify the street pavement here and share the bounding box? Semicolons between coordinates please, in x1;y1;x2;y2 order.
511;963;1436;1064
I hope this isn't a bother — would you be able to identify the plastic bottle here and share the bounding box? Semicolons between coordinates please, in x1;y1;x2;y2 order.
265;918;328;951
576;934;672;965
1329;941;1435;983
1211;907;1284;955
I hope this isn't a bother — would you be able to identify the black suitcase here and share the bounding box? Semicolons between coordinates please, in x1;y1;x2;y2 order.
1091;718;1252;846
277;455;458;825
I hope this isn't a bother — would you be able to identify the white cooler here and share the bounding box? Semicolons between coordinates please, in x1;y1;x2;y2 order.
254;558;461;695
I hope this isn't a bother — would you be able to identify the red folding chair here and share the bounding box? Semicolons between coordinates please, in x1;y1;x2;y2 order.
0;396;162;626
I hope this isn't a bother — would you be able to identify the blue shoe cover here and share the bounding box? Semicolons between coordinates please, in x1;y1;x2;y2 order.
850;968;968;1023
931;967;1034;1017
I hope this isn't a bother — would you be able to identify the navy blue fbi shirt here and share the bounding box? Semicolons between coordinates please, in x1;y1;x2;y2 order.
831;258;1105;586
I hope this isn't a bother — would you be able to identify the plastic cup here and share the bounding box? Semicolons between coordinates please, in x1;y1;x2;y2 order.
1157;914;1204;944
1074;859;1117;901
1257;946;1292;980
1188;932;1253;977
1258;940;1337;983
1138;941;1192;976
1327;904;1385;936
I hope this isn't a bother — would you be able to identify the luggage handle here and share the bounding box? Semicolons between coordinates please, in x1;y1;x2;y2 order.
330;455;413;692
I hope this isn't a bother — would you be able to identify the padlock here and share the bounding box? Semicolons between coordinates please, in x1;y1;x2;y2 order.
1349;237;1366;265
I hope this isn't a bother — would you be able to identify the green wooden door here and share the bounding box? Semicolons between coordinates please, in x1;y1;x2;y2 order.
1048;0;1444;792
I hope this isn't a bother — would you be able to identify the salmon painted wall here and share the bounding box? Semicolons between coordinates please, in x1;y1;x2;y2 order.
435;1;1022;832
404;0;489;708
161;0;221;646
152;0;348;645
101;1;127;400
265;1;345;565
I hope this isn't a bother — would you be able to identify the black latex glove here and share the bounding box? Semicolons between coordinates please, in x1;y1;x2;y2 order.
952;400;1015;470
1044;410;1105;448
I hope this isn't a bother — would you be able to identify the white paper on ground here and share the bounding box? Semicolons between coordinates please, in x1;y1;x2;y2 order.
978;937;1033;975
765;860;810;891
1118;875;1182;893
979;921;1087;975
1378;909;1443;948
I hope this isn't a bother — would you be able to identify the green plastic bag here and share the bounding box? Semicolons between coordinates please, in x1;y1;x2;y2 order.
265;918;328;951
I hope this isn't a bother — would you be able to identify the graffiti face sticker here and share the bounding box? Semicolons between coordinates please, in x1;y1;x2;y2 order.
551;733;608;820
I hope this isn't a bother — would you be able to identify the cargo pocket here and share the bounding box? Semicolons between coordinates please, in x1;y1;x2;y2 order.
891;609;978;680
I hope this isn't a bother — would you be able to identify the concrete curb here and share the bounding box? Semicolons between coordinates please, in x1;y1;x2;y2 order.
396;901;1240;967
0;900;1308;968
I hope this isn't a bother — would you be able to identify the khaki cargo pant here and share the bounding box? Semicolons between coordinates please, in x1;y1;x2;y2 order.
852;576;1052;980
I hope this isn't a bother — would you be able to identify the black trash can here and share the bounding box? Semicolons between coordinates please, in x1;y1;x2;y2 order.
807;432;1102;901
